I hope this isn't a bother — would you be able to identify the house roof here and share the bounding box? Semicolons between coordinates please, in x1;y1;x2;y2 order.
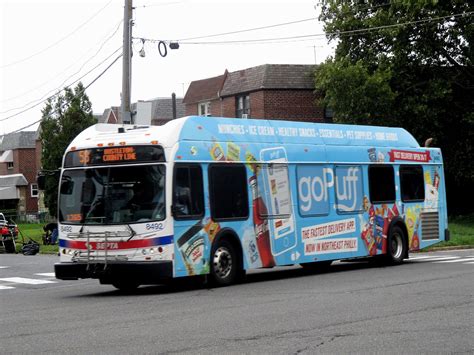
0;131;36;150
100;97;185;124
183;72;227;104
220;64;316;97
0;174;28;187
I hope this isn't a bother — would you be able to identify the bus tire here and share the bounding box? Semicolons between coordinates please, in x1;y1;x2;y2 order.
210;238;241;286
386;225;407;265
3;239;16;253
111;279;140;291
301;260;332;272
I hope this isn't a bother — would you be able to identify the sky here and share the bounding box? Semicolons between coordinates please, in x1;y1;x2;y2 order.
0;0;335;135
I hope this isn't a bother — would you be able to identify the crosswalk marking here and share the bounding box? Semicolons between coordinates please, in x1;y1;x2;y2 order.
434;257;474;263
0;277;57;285
0;285;15;290
35;273;56;277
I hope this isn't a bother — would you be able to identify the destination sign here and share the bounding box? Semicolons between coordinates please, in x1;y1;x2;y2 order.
64;145;165;167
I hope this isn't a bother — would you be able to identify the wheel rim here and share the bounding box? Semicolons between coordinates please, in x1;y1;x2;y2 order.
213;246;232;280
391;233;403;259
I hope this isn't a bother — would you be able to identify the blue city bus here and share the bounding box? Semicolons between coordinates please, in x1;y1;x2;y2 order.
54;116;449;289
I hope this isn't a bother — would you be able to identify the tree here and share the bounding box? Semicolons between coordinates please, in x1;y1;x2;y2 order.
40;83;97;217
315;0;473;214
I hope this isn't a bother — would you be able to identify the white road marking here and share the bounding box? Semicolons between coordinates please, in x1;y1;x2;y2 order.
0;285;15;290
0;277;57;285
0;266;10;269
409;256;460;262
409;255;445;260
434;258;474;263
35;273;56;277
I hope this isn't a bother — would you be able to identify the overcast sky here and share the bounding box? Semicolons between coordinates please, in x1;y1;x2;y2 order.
0;0;335;135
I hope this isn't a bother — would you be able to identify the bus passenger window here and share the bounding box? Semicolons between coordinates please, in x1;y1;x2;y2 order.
209;164;249;220
400;165;425;202
368;165;395;203
173;165;204;219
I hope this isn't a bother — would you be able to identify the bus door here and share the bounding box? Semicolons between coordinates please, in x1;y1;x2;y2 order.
399;165;427;250
259;147;297;257
172;164;207;277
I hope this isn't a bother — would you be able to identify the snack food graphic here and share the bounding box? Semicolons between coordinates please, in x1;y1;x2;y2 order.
250;176;275;267
226;142;241;161
177;222;207;275
203;218;220;243
210;142;225;161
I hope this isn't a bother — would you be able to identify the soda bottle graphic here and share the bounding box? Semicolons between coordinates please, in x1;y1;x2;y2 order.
250;176;275;267
433;169;440;190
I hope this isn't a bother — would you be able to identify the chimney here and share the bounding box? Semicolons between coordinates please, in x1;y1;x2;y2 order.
172;93;177;120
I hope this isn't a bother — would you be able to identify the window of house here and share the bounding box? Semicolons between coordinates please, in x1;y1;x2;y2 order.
400;165;425;202
209;164;249;220
31;183;39;198
236;95;250;118
198;102;211;116
7;162;14;170
173;165;204;219
335;166;364;213
369;165;395;203
324;106;334;123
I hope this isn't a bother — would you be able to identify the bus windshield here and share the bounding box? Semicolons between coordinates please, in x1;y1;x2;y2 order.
59;165;165;225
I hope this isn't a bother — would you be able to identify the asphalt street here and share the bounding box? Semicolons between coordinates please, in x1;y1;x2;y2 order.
1;250;473;354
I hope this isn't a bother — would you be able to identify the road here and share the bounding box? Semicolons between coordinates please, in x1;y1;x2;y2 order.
1;250;473;354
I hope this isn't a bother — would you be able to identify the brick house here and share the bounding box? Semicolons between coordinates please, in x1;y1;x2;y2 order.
0;131;38;216
183;71;228;117
183;64;331;122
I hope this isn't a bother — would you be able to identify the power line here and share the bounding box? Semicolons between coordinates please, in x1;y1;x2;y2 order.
177;17;318;41
156;11;472;45
5;53;123;135
1;0;114;69
135;1;185;8
1;19;123;108
0;47;122;122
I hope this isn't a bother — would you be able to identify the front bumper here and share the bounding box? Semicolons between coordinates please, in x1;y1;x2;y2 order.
55;261;173;284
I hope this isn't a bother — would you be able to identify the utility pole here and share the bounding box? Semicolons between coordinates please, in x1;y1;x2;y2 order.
121;0;133;124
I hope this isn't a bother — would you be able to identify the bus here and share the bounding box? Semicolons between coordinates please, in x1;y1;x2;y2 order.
54;116;449;289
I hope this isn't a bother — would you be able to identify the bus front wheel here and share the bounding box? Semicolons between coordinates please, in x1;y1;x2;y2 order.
386;225;407;265
210;239;241;286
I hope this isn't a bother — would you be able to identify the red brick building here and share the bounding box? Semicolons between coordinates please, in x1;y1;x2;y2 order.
183;64;331;122
0;131;38;216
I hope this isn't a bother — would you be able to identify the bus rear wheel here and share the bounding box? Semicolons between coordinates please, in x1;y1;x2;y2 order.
386;225;407;265
210;239;241;286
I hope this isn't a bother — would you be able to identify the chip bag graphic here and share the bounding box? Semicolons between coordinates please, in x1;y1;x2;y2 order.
226;142;241;161
210;142;225;161
245;151;260;175
204;218;220;243
361;223;377;256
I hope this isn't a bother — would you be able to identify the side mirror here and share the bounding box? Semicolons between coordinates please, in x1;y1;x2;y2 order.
37;174;46;190
171;204;185;216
